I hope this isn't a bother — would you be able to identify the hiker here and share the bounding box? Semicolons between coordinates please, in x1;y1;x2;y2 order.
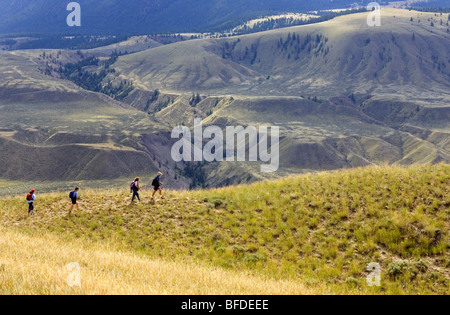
151;172;165;200
26;189;36;215
131;177;141;202
69;187;80;212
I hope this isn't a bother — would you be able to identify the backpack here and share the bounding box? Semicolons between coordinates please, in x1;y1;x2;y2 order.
69;191;75;199
152;177;158;187
26;193;33;201
130;181;136;189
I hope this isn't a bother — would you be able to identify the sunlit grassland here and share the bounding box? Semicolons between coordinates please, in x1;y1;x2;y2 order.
1;164;448;294
0;228;316;295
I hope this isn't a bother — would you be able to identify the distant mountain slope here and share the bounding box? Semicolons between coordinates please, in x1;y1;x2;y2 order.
0;9;448;189
109;10;449;187
0;0;376;35
114;9;450;98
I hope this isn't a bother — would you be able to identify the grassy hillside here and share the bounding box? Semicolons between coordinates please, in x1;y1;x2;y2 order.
1;164;448;294
0;228;316;295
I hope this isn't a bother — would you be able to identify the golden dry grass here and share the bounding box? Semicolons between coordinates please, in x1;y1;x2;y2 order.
0;228;324;295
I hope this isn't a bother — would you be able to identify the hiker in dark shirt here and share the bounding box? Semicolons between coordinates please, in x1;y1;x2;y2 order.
151;172;165;200
69;187;80;213
131;177;141;202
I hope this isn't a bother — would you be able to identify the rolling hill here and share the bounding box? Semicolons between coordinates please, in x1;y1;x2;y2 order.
1;165;448;294
114;9;450;98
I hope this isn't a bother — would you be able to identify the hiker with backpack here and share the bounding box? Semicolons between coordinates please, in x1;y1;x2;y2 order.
131;177;141;202
151;172;165;200
69;187;80;213
26;189;36;216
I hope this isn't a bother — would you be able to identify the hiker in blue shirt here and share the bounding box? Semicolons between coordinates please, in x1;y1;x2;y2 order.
151;172;165;200
26;189;36;216
69;187;80;213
